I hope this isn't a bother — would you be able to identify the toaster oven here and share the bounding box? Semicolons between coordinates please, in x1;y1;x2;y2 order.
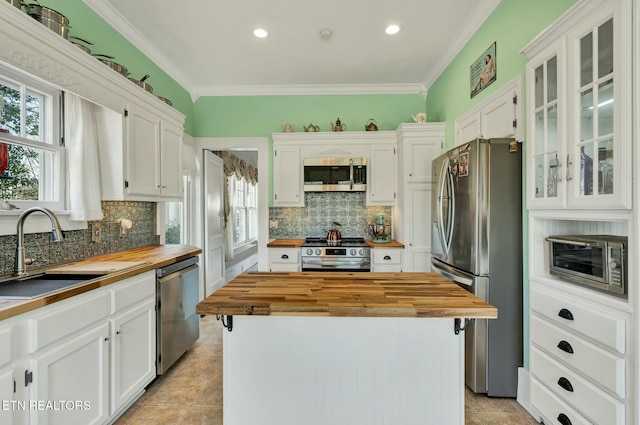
546;234;627;296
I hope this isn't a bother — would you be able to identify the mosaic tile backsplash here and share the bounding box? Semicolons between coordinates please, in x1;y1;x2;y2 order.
269;192;392;239
0;201;159;276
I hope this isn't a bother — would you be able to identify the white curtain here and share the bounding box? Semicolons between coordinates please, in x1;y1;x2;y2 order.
65;93;103;221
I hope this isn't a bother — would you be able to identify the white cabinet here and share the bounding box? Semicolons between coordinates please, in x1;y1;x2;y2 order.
529;279;630;425
268;248;300;272
454;77;522;146
371;249;403;272
109;299;155;415
394;123;444;272
29;323;110;425
2;271;157;425
124;104;184;199
272;145;303;207
271;131;398;207
523;0;631;209
108;272;156;416
367;144;396;206
98;103;184;202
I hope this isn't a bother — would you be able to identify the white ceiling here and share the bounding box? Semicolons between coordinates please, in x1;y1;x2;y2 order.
84;0;501;100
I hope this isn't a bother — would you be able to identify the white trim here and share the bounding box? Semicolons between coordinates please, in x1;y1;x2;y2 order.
192;83;428;100
0;210;87;236
516;368;541;421
421;0;502;91
193;137;269;272
82;0;196;93
520;0;607;58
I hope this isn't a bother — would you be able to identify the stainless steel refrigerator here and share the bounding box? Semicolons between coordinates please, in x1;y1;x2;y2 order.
431;138;522;397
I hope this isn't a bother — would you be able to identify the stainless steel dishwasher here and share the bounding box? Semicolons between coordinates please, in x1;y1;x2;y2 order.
156;256;200;375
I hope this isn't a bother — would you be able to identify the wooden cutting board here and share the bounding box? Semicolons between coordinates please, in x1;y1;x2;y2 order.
45;261;147;275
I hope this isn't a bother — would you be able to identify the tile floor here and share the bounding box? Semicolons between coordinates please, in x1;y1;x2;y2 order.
114;315;539;425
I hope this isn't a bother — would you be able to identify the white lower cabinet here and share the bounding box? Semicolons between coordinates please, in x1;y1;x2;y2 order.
529;279;629;425
3;271;157;425
268;248;301;272
29;323;110;425
109;299;156;416
371;249;403;272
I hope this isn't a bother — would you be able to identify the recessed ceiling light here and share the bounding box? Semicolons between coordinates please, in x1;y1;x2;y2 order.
385;24;401;35
254;28;268;38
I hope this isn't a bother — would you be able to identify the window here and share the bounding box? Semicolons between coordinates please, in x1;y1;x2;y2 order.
229;176;258;249
164;176;191;244
0;65;63;209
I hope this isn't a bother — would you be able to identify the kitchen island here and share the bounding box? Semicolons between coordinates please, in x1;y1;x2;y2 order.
196;272;496;425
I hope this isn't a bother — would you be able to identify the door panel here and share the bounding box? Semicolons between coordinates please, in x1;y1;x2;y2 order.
203;151;225;297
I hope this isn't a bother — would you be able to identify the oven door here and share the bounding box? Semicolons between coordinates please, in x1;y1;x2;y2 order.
301;257;371;272
546;237;607;286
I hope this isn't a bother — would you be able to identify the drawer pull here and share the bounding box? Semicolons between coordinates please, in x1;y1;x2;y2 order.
557;413;572;425
281;254;289;259
384;255;391;260
557;340;574;354
558;308;574;321
557;377;574;392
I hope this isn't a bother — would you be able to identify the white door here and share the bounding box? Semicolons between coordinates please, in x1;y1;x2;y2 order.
203;151;225;297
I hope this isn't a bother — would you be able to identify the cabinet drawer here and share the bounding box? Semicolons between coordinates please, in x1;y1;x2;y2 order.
531;378;592;425
28;291;110;353
372;250;402;265
0;327;11;368
269;249;300;264
531;347;625;425
111;271;156;314
531;286;626;354
531;315;625;398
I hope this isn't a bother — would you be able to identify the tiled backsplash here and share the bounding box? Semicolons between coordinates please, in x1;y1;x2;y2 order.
269;192;392;239
0;201;159;276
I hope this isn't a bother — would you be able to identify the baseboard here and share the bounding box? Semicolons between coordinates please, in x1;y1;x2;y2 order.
517;367;541;421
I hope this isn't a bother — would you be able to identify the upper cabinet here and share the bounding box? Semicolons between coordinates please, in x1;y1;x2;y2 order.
455;76;523;146
0;4;186;202
271;131;398;207
523;0;632;209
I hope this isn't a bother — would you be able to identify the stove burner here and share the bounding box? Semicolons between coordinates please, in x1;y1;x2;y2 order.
302;237;369;248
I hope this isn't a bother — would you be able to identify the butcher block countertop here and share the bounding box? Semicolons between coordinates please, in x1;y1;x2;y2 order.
0;244;201;321
365;239;404;248
267;239;305;248
196;272;497;319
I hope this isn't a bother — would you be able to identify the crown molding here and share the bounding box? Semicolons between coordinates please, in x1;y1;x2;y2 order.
83;0;196;93
191;83;427;101
421;0;501;92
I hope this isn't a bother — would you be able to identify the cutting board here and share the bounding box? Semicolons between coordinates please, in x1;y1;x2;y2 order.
45;261;147;275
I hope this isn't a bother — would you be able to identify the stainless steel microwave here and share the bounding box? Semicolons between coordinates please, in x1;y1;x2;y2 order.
303;157;366;192
546;235;627;296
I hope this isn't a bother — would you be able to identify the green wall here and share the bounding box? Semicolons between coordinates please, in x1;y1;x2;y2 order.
192;94;426;137
425;0;576;146
37;0;195;133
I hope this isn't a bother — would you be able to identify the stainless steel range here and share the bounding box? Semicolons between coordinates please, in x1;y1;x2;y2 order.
301;238;371;272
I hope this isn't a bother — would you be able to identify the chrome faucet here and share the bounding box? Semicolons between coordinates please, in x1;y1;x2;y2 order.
15;207;64;276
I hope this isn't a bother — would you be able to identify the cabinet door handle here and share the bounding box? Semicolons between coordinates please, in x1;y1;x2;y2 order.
557;340;574;354
116;331;121;335
566;154;573;181
383;255;391;260
557;377;574;392
558;308;574;321
557;413;572;425
281;254;289;259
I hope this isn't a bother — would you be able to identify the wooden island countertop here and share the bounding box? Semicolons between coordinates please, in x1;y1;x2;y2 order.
196;271;497;319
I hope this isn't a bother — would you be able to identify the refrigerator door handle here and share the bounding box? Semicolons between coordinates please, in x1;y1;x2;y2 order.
436;160;455;256
431;259;474;287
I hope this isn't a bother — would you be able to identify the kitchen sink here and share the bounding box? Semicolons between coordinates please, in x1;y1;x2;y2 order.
0;273;103;299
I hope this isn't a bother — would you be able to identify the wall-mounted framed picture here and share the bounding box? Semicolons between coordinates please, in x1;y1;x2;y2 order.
470;42;496;98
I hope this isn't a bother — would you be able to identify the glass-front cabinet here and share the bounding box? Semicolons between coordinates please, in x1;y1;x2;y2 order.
527;44;564;207
525;0;631;209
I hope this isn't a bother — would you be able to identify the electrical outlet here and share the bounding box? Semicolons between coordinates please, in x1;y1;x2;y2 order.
91;222;101;243
269;219;278;229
